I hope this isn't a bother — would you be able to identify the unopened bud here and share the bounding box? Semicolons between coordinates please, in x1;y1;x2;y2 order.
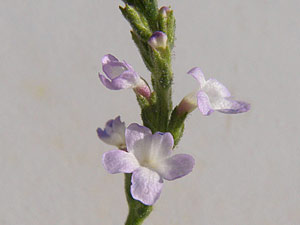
159;6;171;18
134;78;151;99
148;31;168;49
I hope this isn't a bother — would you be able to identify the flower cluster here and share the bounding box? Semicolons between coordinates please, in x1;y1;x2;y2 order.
97;53;250;206
97;1;251;224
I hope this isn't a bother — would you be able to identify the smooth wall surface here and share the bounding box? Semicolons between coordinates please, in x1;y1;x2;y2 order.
1;0;299;224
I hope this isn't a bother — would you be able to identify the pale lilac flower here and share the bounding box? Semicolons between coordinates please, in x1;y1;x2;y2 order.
102;123;195;205
178;67;250;116
148;31;168;49
97;116;126;149
99;54;151;98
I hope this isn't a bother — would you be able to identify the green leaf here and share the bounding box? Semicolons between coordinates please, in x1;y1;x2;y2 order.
168;106;188;147
131;31;154;72
120;4;152;40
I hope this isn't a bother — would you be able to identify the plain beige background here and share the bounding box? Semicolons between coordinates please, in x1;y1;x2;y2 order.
1;0;300;224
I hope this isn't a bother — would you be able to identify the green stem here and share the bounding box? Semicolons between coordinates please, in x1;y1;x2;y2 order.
124;174;153;225
154;86;172;132
151;58;173;132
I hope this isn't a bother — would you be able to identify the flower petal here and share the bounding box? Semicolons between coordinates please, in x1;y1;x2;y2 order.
97;116;126;148
123;60;134;71
117;70;140;86
102;54;118;64
218;100;250;114
188;67;206;88
149;132;173;159
102;54;129;80
158;154;195;181
103;61;128;80
112;116;125;135
97;127;114;145
131;167;163;205
197;91;214;116
99;73;120;90
102;150;139;174
125;123;152;152
204;78;231;98
130;132;174;166
99;71;138;90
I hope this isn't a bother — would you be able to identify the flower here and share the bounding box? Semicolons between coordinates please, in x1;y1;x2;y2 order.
102;123;195;205
97;116;126;149
148;31;168;49
178;67;250;115
99;54;151;98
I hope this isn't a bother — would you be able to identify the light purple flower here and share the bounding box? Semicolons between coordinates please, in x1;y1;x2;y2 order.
178;67;250;115
148;31;168;49
97;116;126;149
102;123;195;205
99;54;151;98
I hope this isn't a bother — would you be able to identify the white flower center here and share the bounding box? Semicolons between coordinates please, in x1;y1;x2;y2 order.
140;158;160;172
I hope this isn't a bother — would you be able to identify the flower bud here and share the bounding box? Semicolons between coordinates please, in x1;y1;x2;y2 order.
177;91;198;115
148;31;168;49
97;116;126;149
133;78;151;99
159;6;171;18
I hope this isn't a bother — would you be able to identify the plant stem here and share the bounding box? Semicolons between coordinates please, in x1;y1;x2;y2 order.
124;174;153;225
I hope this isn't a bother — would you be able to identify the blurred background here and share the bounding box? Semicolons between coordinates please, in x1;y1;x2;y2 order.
1;0;299;224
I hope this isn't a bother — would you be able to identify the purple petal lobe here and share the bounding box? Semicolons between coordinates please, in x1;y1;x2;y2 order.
102;150;139;174
99;73;120;90
131;167;163;205
99;71;138;90
101;54;119;65
125;123;152;152
102;54;118;64
158;154;195;181
188;67;206;88
97;127;107;138
103;61;127;80
109;73;137;89
218;100;250;114
197;91;214;116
